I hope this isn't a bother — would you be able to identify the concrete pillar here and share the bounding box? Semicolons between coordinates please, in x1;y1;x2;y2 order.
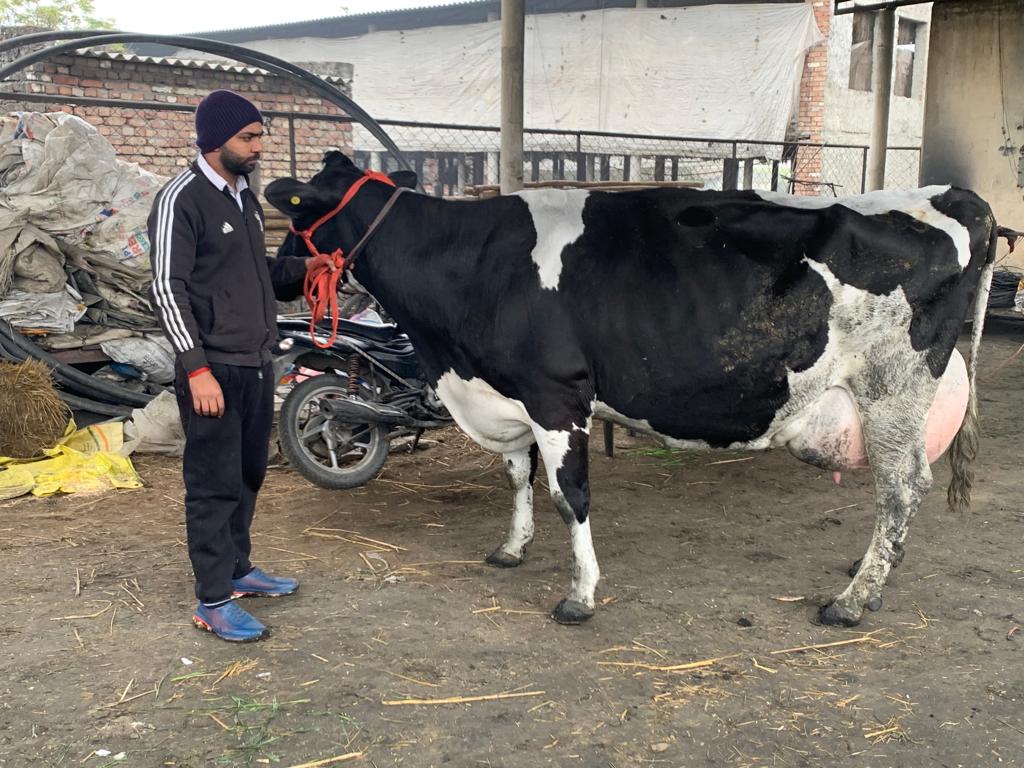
500;0;525;194
866;9;896;191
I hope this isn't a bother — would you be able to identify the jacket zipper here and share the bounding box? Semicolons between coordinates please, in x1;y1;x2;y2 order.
241;191;273;350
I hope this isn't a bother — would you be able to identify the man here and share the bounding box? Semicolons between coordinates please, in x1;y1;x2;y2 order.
148;90;330;642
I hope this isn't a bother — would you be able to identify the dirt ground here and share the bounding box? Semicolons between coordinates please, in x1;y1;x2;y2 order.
2;323;1023;768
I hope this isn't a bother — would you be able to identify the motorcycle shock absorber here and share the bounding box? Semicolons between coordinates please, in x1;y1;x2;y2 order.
346;353;361;396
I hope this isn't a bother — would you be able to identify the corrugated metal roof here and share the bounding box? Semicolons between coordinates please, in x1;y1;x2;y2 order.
188;1;496;37
131;0;800;53
70;49;348;82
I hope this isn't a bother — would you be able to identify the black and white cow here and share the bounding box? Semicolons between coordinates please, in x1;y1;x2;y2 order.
267;152;997;628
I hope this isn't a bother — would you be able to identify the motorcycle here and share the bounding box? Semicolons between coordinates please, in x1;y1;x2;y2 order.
273;304;453;489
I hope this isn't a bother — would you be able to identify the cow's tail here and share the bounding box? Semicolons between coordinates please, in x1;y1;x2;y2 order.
946;224;1000;514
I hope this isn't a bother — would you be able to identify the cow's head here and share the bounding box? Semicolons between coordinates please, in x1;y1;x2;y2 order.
265;151;418;259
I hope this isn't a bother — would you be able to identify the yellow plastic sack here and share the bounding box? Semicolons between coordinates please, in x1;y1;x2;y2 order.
0;419;142;499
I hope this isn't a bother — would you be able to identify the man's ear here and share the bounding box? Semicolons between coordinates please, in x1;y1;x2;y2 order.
264;178;334;219
388;170;418;190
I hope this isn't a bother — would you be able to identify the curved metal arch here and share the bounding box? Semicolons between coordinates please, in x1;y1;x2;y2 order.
0;30;412;173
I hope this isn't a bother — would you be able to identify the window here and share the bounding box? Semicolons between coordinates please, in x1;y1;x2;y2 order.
848;11;875;92
848;13;924;97
894;18;921;98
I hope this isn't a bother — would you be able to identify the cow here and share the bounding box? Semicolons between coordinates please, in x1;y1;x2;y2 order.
266;151;998;628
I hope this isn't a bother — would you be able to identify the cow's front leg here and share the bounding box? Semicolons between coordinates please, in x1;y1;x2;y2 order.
820;434;932;626
486;444;539;568
534;425;599;624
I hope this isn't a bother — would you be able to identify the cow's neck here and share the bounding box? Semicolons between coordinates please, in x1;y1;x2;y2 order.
345;189;460;341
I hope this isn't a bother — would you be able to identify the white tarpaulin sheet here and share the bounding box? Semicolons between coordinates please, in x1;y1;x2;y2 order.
233;5;821;148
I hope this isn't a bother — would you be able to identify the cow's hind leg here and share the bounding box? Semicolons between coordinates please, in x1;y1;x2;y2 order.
533;425;599;624
819;398;933;626
486;444;539;568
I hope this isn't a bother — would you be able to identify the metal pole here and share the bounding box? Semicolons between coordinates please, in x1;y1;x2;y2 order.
500;0;525;194
288;114;297;178
866;9;895;191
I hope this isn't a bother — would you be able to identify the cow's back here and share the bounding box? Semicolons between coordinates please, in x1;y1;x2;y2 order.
547;186;992;447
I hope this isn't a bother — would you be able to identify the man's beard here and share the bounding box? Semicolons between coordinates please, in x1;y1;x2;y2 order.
221;147;259;175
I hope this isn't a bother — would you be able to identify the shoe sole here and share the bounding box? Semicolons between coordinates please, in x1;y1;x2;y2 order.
231;585;299;599
192;615;268;643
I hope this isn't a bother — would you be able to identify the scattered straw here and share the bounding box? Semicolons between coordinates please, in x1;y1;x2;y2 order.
864;715;909;743
770;631;882;656
836;694;861;710
383;690;545;706
705;456;754;466
100;687;155;709
120;583;145;610
597;654;736;673
51;602;113;621
210;659;258;688
283;752;365;768
304;527;406;552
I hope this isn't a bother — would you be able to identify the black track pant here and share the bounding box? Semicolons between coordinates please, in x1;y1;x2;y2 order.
174;361;274;603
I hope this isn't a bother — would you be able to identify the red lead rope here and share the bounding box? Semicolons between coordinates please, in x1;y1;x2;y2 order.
292;170;396;349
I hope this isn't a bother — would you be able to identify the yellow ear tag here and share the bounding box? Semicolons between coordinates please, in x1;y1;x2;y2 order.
290;196;301;205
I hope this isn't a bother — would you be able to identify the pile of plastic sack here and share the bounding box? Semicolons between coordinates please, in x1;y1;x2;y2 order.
0;111;176;387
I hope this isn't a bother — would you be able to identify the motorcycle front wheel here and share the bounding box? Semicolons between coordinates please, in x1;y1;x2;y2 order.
279;374;390;490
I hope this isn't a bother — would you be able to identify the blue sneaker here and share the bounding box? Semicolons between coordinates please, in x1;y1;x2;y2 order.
232;567;299;598
193;601;268;642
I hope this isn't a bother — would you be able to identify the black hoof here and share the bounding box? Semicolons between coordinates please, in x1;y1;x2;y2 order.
866;597;882;612
848;558;863;578
551;598;594;625
485;548;523;568
817;602;862;627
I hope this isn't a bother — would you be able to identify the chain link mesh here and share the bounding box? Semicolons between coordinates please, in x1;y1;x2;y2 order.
346;120;920;198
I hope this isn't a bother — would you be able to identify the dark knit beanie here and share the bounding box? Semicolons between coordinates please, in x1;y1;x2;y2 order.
195;90;263;152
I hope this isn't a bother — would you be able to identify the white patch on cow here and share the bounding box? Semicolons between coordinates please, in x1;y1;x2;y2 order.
762;259;939;470
515;188;589;290
568;518;600;609
498;448;535;560
755;186;973;268
435;372;534;453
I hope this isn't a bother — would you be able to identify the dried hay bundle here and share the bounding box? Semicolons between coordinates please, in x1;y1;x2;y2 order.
0;359;69;458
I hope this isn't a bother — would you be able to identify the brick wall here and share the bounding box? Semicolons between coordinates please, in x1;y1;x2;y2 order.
1;51;353;185
795;0;832;187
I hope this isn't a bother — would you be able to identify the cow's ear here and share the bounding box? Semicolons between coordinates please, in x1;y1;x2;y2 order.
388;170;418;190
323;150;360;171
264;178;333;218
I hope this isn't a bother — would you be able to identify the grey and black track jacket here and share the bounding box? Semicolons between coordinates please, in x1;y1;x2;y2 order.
147;161;308;372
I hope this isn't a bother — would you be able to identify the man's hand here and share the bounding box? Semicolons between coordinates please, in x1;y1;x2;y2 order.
189;369;225;417
306;253;340;273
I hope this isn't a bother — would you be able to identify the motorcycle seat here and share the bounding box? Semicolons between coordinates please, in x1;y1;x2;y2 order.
334;317;399;344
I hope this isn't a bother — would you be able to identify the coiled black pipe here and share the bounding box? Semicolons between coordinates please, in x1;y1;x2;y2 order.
58;391;133;417
0;321;153;407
